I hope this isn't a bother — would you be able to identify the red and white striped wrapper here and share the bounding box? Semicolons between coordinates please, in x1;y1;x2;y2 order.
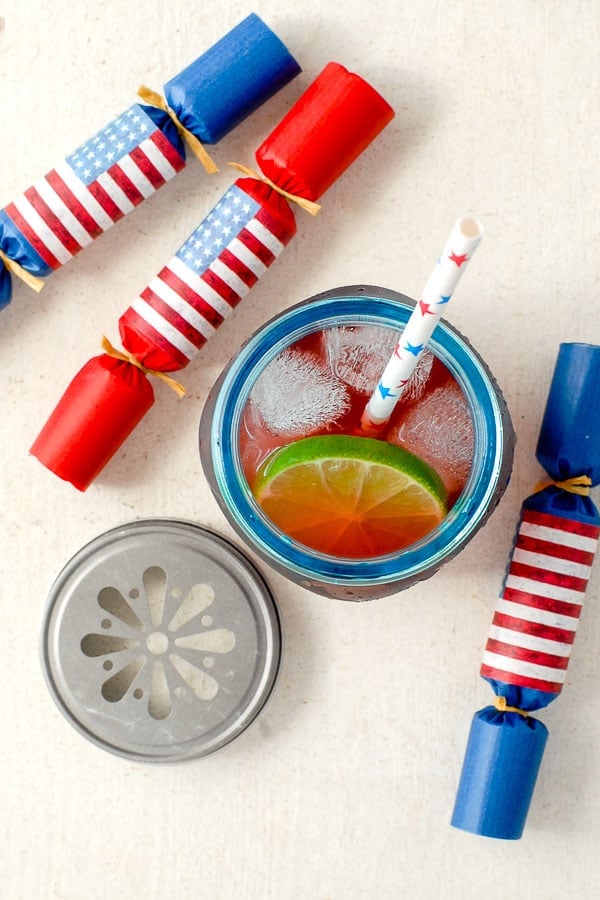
3;104;186;275
481;507;600;694
119;178;295;372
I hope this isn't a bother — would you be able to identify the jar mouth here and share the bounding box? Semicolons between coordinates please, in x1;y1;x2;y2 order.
204;287;512;588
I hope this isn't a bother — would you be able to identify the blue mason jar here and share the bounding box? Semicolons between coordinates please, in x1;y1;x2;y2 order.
199;285;515;600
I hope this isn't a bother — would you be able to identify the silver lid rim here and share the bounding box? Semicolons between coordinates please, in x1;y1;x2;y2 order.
40;518;282;764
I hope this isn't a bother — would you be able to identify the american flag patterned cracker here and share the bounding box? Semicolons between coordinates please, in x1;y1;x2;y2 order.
31;62;394;490
2;106;186;276
119;181;295;372
0;13;300;310
452;342;600;840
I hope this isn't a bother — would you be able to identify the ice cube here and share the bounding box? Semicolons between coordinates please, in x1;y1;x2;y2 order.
388;378;473;501
249;349;350;438
324;325;434;400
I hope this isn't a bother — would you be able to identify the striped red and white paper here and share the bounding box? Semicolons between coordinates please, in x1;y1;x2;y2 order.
2;104;185;271
481;508;599;693
119;181;296;371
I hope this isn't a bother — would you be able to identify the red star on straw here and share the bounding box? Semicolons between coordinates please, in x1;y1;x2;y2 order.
419;300;436;316
449;251;469;267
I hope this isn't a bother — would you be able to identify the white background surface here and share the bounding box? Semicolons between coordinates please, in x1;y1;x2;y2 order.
2;1;600;898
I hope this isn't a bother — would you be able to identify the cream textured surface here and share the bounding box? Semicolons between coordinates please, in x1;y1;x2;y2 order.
2;1;600;898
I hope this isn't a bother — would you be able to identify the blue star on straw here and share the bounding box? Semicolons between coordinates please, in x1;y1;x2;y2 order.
377;384;397;399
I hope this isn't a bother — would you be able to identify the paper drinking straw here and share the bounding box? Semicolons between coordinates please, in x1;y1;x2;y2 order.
360;216;483;435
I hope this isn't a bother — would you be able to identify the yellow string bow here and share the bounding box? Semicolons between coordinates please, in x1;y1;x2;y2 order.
535;474;592;497
228;162;321;216
102;336;187;398
494;696;529;718
0;249;45;292
137;85;219;175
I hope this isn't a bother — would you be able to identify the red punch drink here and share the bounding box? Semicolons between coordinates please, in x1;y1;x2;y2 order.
240;325;473;558
200;286;514;600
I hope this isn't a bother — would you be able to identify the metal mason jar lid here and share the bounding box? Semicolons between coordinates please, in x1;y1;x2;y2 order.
41;519;282;763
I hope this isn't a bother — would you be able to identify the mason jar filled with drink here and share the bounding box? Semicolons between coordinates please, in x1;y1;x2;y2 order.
200;284;514;600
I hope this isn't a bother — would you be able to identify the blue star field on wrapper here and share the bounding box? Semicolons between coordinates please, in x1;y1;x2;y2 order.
0;13;300;310
452;342;600;840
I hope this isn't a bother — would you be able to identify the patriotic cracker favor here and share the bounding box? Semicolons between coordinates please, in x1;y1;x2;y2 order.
31;62;394;490
0;13;300;310
451;342;600;840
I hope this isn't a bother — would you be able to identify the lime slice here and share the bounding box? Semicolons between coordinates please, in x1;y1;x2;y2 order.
253;435;448;558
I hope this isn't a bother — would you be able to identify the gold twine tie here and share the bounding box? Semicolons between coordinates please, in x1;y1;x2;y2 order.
102;336;187;398
137;85;219;174
0;249;45;292
494;696;529;718
228;162;321;216
535;474;592;497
